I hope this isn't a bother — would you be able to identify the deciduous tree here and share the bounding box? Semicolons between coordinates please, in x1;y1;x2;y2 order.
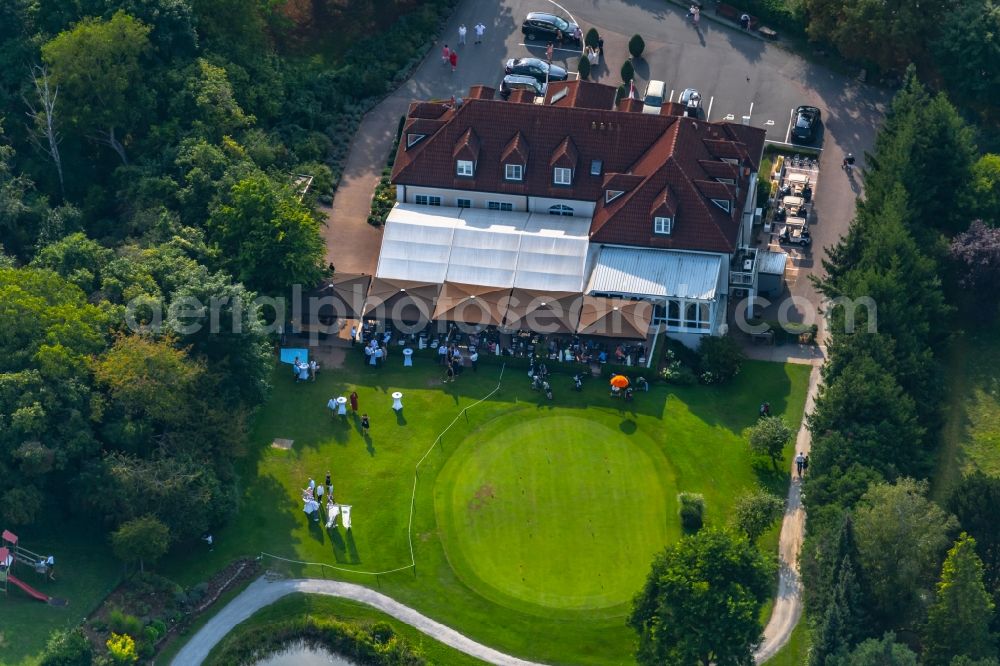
629;528;773;666
853;478;958;629
41;11;152;164
746;417;793;469
111;514;170;572
731;489;784;542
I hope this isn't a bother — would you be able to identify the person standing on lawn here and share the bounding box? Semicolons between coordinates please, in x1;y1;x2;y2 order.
360;413;370;437
325;471;332;499
349;391;359;415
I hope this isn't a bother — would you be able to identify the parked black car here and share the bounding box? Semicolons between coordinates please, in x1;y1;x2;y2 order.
791;105;821;143
504;58;568;83
500;74;547;99
521;12;582;44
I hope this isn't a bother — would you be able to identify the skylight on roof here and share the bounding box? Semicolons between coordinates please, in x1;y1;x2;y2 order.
591;160;603;176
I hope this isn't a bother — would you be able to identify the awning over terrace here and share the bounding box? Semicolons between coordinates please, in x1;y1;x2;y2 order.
432;282;510;327
362;278;440;323
576;297;655;339
502;289;584;334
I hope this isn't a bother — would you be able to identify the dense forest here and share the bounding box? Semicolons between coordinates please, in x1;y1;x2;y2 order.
0;0;453;549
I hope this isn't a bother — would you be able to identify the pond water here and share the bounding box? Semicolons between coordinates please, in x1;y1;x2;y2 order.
253;642;358;666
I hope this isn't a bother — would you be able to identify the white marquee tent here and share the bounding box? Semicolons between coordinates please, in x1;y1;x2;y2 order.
375;204;590;292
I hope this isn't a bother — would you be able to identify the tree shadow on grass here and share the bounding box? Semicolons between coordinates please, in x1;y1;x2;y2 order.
751;457;790;496
619;419;637;434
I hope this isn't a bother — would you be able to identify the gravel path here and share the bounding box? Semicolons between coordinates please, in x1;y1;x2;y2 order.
755;361;822;663
170;577;546;666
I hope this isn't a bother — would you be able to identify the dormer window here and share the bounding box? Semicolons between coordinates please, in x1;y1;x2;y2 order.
712;198;731;213
590;160;603;176
505;164;524;181
606;189;624;203
654;216;673;235
553;167;572;185
456;160;474;177
406;133;426;148
715;177;736;185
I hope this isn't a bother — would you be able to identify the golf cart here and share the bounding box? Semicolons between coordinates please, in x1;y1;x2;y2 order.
678;88;702;117
779;217;812;247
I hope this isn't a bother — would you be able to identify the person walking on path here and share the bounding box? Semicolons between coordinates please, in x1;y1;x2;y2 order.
740;13;750;30
349;391;359;415
360;413;370;437
597;36;604;57
474;22;485;44
458;24;467;45
350;326;356;346
795;452;806;477
803;454;810;476
449;50;458;72
442;44;451;65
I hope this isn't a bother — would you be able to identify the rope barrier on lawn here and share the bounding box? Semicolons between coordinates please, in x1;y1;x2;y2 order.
258;364;508;579
407;364;507;568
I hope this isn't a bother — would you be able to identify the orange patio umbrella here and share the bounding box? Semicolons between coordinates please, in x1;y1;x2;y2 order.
610;375;630;389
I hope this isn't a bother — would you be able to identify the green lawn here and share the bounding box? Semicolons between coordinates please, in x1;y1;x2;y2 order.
933;323;1000;501
0;521;121;665
767;609;811;666
205;593;486;665
158;353;809;665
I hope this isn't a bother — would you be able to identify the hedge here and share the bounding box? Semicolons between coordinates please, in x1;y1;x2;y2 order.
206;616;426;666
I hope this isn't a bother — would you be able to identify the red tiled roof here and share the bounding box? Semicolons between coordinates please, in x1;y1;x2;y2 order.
501;131;529;164
390;82;766;254
545;80;617;110
453;127;479;161
550;136;578;168
467;86;495;100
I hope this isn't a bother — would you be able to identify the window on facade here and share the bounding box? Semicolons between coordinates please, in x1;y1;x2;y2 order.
456;160;474;177
654;216;673;234
548;204;574;216
590;160;603;176
684;302;710;329
667;300;681;326
553;167;572;185
711;198;731;213
488;201;513;211
715;177;736;185
415;194;442;206
505;164;523;181
456;198;472;208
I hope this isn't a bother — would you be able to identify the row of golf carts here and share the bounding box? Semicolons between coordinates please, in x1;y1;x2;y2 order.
773;170;813;247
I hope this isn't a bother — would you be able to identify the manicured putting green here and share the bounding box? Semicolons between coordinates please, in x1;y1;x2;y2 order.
436;413;675;611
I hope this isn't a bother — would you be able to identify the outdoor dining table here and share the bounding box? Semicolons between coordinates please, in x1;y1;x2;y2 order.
336;396;347;415
392;391;403;411
403;348;413;367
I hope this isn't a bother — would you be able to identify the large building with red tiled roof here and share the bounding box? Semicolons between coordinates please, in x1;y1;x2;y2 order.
377;81;770;344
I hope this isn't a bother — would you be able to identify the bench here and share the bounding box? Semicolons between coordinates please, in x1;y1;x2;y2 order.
714;2;760;30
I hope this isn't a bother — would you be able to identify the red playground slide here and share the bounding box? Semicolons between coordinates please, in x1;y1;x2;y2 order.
7;574;51;603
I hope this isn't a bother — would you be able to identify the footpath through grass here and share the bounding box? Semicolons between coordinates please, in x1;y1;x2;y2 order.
205;593;486;665
159;352;809;665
